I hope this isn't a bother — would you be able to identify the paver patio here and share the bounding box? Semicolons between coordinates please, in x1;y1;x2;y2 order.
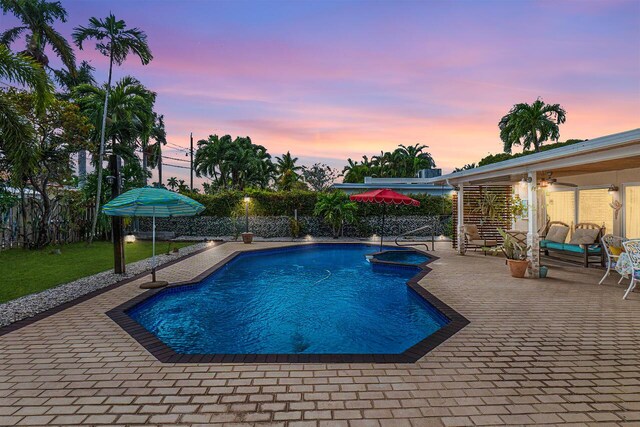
1;241;639;426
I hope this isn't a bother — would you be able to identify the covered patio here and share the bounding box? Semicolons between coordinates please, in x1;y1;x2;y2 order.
427;128;640;279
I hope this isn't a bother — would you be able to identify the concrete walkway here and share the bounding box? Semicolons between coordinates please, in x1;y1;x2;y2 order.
0;241;638;426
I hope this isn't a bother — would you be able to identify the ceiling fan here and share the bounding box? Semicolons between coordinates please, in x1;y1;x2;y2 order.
539;172;577;188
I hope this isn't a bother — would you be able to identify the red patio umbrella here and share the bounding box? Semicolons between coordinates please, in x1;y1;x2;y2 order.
350;189;420;250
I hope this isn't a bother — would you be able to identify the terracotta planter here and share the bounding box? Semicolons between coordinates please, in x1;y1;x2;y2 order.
241;232;254;244
507;259;529;278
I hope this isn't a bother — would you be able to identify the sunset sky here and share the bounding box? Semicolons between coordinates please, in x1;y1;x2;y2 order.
4;0;640;187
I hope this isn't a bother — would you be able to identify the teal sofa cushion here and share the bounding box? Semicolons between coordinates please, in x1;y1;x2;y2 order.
562;244;584;253
543;242;602;254
545;242;565;251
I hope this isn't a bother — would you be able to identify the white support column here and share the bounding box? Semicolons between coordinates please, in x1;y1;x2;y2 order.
527;171;540;277
457;184;465;255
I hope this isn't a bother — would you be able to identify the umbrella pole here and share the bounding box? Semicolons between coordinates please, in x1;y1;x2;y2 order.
380;203;386;251
152;214;156;282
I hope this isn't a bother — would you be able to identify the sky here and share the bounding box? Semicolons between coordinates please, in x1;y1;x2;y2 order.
3;0;640;189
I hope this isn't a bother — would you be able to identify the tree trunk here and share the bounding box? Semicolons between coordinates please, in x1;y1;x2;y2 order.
142;151;148;186
78;149;87;188
19;186;28;248
88;48;114;245
157;144;163;186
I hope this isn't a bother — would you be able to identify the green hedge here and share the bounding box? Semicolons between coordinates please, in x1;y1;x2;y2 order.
186;190;452;217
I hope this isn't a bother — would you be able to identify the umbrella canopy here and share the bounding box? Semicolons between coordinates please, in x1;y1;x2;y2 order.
103;187;204;286
350;189;420;250
103;186;205;217
350;188;420;207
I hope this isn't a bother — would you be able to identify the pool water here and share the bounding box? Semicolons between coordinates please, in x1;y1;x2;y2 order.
129;244;448;355
373;250;430;265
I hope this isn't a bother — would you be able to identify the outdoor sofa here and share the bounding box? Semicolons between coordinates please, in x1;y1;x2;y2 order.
540;221;605;267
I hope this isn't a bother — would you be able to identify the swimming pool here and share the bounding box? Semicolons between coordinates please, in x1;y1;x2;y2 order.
127;244;451;356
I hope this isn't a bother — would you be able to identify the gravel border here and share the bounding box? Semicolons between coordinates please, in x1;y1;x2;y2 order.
0;242;209;327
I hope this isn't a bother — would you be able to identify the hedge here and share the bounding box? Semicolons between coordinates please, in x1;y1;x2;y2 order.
186;190;452;218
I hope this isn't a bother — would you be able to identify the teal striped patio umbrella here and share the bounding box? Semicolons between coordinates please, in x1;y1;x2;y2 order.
103;187;205;285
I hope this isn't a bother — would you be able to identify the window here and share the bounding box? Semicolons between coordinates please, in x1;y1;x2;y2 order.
578;188;614;235
625;185;640;238
546;190;575;240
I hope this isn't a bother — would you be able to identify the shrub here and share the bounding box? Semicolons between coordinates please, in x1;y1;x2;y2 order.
186;189;452;218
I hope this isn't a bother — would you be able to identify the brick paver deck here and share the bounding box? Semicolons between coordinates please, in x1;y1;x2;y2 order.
1;241;638;426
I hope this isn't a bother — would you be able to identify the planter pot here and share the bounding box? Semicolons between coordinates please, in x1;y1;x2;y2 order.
507;259;529;278
539;265;548;278
241;232;254;244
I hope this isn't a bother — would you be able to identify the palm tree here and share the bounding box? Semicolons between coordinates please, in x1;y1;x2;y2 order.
53;60;96;187
0;45;53;173
275;151;302;191
143;113;166;186
396;143;435;176
499;99;567;153
314;191;357;238
167;176;178;191
73;13;153;243
0;0;76;72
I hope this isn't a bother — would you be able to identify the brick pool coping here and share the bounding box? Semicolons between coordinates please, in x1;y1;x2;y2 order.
0;241;224;338
106;242;469;364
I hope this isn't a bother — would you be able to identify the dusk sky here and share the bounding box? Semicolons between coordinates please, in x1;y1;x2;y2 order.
4;0;640;188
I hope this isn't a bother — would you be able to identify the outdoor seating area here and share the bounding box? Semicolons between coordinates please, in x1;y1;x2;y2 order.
540;221;605;267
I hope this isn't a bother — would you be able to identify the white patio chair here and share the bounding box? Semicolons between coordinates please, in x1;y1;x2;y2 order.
621;240;640;300
599;234;627;285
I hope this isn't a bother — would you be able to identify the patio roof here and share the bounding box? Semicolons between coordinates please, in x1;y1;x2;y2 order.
427;128;640;185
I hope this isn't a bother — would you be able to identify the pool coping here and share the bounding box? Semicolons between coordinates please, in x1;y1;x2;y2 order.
107;242;470;364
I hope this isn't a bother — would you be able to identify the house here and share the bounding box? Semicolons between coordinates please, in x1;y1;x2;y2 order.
333;174;453;196
425;128;640;276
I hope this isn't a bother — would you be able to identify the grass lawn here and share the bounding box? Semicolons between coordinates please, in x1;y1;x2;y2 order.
0;240;195;303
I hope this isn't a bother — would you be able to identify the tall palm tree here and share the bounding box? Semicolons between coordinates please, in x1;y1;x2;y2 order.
0;0;76;72
275;151;302;191
73;13;153;243
144;113;166;186
499;99;566;153
53;60;96;187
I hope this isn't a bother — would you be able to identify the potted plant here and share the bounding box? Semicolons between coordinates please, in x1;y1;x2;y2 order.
496;228;530;278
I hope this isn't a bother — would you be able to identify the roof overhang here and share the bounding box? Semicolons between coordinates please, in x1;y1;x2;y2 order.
427;128;640;186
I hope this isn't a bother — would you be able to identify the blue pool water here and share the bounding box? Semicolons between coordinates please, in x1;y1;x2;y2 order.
129;244;448;355
373;250;429;265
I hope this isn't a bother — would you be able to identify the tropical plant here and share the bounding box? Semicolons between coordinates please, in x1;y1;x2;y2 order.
53;60;96;187
342;144;436;183
195;134;275;190
314;191;357;238
167;176;178;191
275;151;302;191
498;99;567;153
0;45;54;182
2;89;92;247
0;0;76;72
495;228;530;260
73;13;153;243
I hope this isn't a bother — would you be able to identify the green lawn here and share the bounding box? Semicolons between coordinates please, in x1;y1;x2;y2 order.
0;240;195;303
